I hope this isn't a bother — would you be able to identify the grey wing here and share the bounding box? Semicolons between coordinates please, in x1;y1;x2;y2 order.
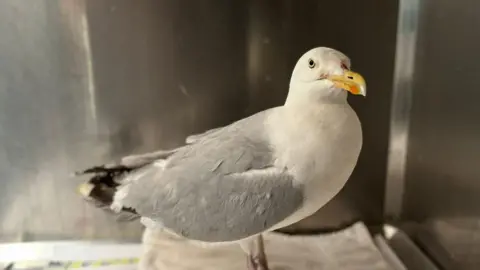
185;126;223;144
118;126;225;167
119;125;225;167
118;111;304;242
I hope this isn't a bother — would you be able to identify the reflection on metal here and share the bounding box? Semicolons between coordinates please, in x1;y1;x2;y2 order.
0;0;142;241
381;225;439;270
76;1;98;132
373;235;407;270
384;0;420;219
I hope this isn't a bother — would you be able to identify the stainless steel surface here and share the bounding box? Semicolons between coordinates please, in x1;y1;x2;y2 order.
0;0;398;241
398;0;480;268
0;0;143;241
381;225;440;270
374;235;407;270
384;0;419;219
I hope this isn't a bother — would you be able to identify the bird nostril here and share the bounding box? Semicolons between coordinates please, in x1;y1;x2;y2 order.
347;76;353;79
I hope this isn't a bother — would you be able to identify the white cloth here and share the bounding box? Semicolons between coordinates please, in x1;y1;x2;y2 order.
140;222;393;270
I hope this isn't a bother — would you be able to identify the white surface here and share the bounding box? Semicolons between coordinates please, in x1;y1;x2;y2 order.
0;241;142;262
140;222;394;270
0;241;142;269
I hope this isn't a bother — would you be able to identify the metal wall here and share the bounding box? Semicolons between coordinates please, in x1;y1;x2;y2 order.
0;0;398;241
387;0;480;268
0;0;143;241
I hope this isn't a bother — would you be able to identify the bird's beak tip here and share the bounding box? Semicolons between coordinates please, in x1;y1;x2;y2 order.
328;70;367;97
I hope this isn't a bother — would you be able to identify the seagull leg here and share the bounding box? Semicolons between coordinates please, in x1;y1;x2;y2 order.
240;235;269;270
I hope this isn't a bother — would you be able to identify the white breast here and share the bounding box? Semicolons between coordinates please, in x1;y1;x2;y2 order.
266;103;363;230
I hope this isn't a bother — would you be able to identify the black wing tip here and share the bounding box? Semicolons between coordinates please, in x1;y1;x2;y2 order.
75;164;141;222
74;164;133;176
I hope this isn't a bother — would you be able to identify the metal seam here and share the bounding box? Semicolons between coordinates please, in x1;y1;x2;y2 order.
384;0;420;219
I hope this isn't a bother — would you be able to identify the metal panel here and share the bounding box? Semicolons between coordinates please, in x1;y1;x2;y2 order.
400;0;480;268
384;0;419;220
0;0;143;241
84;0;248;156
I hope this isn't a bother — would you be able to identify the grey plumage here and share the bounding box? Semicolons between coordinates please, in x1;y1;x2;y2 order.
77;109;305;242
117;109;304;242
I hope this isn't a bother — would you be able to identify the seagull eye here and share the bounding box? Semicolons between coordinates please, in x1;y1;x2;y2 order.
308;59;315;69
341;63;349;70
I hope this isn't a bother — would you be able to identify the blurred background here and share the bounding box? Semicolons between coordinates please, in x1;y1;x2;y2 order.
0;0;479;269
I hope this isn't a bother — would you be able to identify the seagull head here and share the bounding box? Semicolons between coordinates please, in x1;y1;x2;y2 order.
288;47;366;103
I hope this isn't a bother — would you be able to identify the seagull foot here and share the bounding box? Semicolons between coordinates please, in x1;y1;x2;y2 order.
247;255;269;270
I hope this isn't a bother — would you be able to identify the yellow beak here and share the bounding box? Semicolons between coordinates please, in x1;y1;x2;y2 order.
328;70;366;96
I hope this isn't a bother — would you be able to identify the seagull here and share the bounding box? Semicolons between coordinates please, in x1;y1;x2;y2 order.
76;47;366;270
